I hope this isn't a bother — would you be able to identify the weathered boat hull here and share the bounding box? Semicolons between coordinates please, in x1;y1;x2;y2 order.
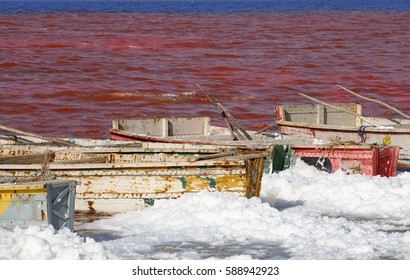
109;128;248;146
275;103;410;159
109;116;274;146
0;143;268;214
0;159;265;213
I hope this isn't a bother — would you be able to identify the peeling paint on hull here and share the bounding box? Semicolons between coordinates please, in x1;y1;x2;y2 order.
0;143;268;214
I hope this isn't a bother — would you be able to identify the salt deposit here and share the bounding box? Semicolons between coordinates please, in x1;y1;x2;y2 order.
2;159;410;260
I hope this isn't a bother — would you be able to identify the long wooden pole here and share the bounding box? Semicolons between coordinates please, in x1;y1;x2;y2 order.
336;84;410;119
196;84;253;140
298;92;379;127
0;124;81;146
196;85;238;140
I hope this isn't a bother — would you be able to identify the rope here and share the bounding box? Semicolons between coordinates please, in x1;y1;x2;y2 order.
33;151;55;181
358;126;368;143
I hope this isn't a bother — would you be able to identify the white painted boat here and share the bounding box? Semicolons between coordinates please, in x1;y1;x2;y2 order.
109;116;275;146
275;103;410;159
0;140;269;214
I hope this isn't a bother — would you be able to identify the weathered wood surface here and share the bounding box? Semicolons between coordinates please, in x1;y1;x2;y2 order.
337;84;410;119
0;142;269;214
0;124;80;147
112;116;211;137
197;84;253;141
275;102;410;159
298;93;378;126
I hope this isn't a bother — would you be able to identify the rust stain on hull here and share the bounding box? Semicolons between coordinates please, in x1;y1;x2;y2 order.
0;144;269;214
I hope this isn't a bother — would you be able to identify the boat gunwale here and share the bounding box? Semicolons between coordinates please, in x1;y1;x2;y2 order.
276;119;410;134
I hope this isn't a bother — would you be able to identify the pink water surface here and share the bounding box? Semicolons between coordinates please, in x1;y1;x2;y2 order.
0;12;409;138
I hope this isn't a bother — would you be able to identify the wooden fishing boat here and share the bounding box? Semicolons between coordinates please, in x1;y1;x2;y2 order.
108;114;403;176
275;103;410;159
109;116;275;146
0;140;269;214
108;85;287;147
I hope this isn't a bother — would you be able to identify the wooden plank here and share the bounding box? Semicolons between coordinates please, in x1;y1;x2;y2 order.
0;153;52;164
0;124;81;147
0;183;46;191
0;160;249;170
337;85;410;119
187;152;234;162
203;117;211;136
218;152;270;161
56;156;107;164
298;92;378;126
161;118;168;137
317;104;325;124
0;144;231;156
197;84;253;141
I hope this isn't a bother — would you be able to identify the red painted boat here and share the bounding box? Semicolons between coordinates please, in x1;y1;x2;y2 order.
291;144;400;177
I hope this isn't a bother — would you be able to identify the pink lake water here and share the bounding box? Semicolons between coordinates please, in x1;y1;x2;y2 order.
0;12;409;138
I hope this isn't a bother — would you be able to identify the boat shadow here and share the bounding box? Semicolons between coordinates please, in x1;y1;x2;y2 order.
264;198;305;211
75;228;122;242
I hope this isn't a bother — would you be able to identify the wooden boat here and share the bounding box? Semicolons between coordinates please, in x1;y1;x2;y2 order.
0;140;269;214
109;116;276;147
275;103;410;159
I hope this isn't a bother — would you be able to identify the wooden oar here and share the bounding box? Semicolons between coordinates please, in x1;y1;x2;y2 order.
196;84;237;140
298;92;379;127
0;124;81;147
336;84;410;119
196;84;253;140
255;124;272;134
